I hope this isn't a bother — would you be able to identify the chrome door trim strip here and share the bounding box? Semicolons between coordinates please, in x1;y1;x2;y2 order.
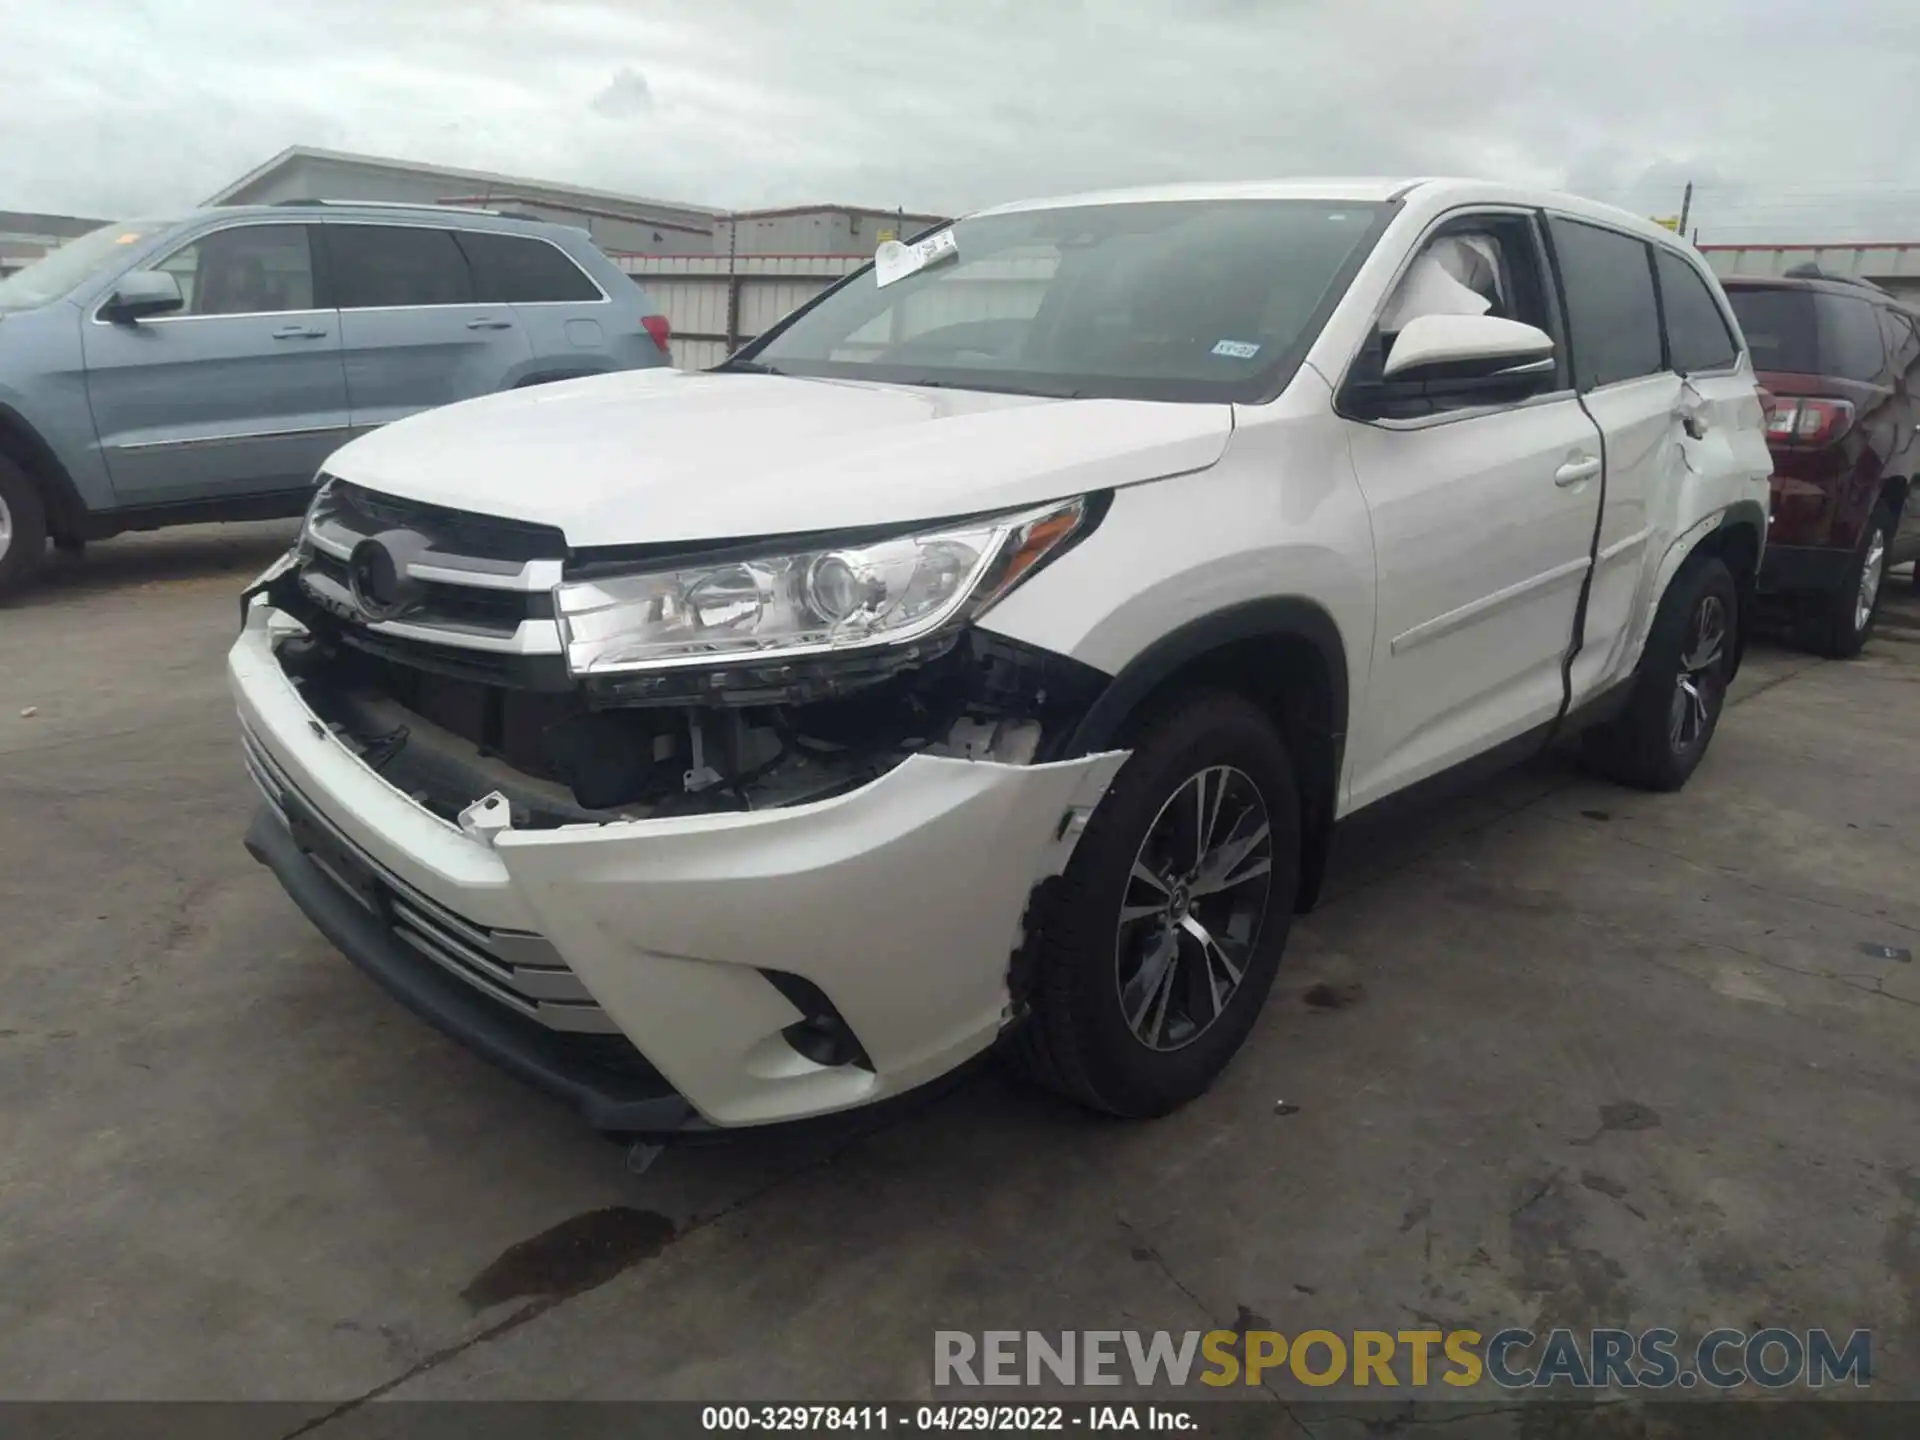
112;422;349;452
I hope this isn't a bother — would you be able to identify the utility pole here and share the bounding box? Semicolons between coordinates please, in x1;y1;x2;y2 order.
1678;182;1693;237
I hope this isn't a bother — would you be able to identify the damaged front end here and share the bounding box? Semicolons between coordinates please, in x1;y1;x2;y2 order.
244;478;1113;832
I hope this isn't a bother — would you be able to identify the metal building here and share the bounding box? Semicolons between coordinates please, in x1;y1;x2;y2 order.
203;146;720;256
1701;242;1920;308
713;204;950;258
0;209;106;277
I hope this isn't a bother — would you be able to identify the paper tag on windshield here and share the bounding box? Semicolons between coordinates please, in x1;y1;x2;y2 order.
1211;339;1261;359
875;228;959;288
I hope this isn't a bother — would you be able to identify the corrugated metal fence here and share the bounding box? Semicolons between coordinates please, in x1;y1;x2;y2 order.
617;253;868;370
616;250;1062;369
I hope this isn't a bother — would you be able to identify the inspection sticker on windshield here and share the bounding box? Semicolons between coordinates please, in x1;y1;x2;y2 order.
875;228;959;288
1211;339;1262;359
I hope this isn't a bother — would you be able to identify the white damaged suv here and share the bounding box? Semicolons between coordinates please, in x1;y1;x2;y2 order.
232;179;1772;1133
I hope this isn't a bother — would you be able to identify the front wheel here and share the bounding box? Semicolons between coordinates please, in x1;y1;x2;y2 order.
0;455;49;602
1583;553;1737;792
1006;692;1301;1118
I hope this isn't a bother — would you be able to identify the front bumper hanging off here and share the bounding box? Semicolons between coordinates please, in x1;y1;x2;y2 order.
231;606;1126;1131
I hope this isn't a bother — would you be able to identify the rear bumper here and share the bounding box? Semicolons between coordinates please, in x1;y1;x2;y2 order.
230;606;1126;1129
1758;542;1854;595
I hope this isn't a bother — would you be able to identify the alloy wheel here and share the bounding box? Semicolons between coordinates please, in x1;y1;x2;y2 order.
0;490;12;565
1115;765;1273;1053
1856;528;1887;634
1669;592;1727;754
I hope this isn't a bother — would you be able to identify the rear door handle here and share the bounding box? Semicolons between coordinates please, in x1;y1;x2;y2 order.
1554;456;1602;487
272;325;327;340
466;317;513;331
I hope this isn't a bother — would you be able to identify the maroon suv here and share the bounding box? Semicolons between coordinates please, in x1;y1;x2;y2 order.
1721;269;1920;656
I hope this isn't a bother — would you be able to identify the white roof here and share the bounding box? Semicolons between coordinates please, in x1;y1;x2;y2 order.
976;178;1427;217
971;177;1688;248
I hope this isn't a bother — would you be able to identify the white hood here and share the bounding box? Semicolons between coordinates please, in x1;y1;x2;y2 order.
324;369;1233;546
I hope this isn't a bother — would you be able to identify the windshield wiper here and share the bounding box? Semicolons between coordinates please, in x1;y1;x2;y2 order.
904;376;1083;400
712;358;784;375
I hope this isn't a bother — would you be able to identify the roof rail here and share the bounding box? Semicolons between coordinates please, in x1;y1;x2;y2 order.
266;198;505;217
1781;262;1891;296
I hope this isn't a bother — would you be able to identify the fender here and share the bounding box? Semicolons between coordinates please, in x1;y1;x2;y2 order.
1052;596;1349;912
0;400;90;534
512;367;614;389
1058;596;1348;758
1630;498;1768;676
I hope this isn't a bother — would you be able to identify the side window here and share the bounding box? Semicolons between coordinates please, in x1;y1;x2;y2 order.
1654;249;1738;374
1819;296;1886;382
1358;212;1562;412
158;225;315;316
1546;218;1663;390
327;226;473;309
454;232;601;303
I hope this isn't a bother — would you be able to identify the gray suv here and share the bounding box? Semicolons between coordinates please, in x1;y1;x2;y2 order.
0;201;672;597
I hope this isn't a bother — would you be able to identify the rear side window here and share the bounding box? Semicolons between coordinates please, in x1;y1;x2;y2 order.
1547;218;1663;389
327;225;473;309
1821;295;1886;381
1654;250;1738;373
455;232;601;303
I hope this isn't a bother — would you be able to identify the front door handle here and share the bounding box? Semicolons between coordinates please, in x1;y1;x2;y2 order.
1554;456;1602;487
272;325;328;340
466;317;514;331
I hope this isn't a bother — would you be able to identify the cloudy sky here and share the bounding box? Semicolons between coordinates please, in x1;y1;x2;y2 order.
8;0;1920;242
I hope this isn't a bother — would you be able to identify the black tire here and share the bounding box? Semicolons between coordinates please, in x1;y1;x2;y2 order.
1809;503;1893;659
0;454;49;601
1006;691;1301;1117
1582;553;1737;793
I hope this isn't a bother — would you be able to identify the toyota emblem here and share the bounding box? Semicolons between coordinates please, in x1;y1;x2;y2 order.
347;529;431;622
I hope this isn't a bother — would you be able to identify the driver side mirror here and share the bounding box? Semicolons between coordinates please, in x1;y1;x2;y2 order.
101;270;184;324
1382;313;1555;382
1345;314;1556;420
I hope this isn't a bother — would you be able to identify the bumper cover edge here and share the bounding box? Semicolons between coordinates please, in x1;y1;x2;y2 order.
245;804;699;1135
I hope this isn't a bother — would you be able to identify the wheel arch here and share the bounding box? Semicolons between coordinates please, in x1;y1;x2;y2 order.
1682;501;1765;681
0;402;86;536
1880;474;1910;522
1055;597;1348;913
511;367;609;389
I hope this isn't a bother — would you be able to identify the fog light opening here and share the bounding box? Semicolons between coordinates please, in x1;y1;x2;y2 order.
762;970;873;1071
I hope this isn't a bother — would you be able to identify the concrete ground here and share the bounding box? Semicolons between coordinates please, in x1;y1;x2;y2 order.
2;525;1917;1429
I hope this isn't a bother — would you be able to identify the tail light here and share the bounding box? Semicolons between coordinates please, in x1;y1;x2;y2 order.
1762;395;1853;447
641;314;672;354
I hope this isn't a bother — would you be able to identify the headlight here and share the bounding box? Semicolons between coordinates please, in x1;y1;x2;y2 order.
555;496;1093;676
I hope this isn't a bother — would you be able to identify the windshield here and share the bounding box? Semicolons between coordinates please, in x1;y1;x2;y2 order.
0;220;168;310
742;199;1388;402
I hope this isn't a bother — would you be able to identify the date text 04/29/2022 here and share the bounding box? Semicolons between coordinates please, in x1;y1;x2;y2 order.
701;1405;1195;1432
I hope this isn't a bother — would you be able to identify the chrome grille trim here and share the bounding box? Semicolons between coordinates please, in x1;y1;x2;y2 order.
240;718;615;1034
299;478;571;656
297;568;565;654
